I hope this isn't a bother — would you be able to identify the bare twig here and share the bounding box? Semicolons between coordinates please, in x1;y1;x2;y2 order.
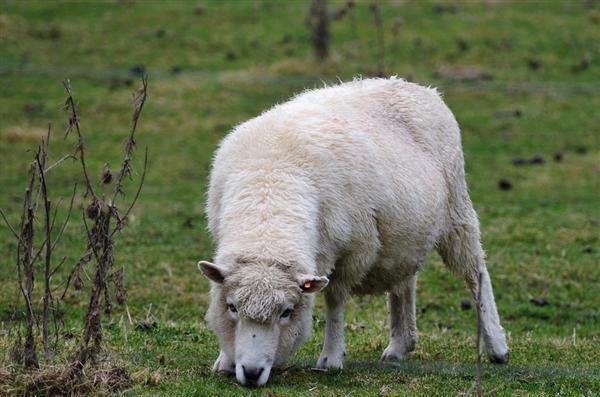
51;184;77;251
60;249;92;300
44;154;76;174
36;132;52;361
112;75;148;199
20;163;39;369
77;207;113;366
110;147;148;237
0;207;20;241
50;255;68;278
63;79;96;198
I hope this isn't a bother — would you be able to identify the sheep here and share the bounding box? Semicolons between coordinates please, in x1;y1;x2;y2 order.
199;77;509;387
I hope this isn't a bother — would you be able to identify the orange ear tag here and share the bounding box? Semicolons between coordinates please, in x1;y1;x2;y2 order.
304;280;312;289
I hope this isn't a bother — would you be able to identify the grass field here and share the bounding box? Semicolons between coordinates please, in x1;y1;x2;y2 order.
0;1;599;396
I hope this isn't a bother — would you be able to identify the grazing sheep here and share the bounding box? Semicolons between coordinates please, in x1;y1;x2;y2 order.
199;77;509;387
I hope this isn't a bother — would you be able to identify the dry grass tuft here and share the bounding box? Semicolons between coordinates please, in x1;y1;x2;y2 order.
1;126;48;142
0;364;131;396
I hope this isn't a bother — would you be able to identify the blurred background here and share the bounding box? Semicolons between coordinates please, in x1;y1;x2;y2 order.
0;1;598;395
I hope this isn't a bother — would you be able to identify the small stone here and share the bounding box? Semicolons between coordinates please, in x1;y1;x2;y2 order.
529;154;545;164
527;58;542;70
530;297;549;307
460;299;472;310
498;179;513;191
512;157;526;166
553;151;563;162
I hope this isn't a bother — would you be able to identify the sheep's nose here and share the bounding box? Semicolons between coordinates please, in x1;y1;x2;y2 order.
242;365;264;385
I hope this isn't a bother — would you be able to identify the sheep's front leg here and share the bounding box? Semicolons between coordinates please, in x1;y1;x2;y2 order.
212;350;235;375
381;275;418;361
316;294;345;370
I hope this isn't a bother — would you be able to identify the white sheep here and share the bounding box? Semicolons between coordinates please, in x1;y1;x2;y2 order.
199;77;509;387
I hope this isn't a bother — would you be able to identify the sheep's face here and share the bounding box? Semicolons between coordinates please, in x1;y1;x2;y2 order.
200;260;328;387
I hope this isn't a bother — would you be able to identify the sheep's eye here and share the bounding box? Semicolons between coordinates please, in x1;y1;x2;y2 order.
280;309;293;319
227;303;237;313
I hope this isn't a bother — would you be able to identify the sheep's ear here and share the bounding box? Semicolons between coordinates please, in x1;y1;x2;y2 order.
298;275;329;293
198;261;227;283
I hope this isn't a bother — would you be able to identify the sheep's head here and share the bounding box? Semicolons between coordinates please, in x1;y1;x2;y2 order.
199;259;328;387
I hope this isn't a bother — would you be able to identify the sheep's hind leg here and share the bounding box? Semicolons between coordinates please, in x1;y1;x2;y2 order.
381;274;418;362
316;293;346;370
438;221;509;364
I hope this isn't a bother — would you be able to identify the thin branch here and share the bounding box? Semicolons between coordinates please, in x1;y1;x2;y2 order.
51;184;77;251
110;147;148;237
36;137;52;361
63;79;96;198
50;255;68;278
44;154;76;174
0;207;20;241
82;209;102;266
112;75;148;200
30;195;62;264
20;163;39;368
60;249;92;300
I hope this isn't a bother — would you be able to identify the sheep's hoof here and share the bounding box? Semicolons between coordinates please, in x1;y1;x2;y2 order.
316;352;344;370
381;338;416;362
489;351;509;365
380;345;409;362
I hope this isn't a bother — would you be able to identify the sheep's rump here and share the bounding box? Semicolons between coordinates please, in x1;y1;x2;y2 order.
209;78;465;293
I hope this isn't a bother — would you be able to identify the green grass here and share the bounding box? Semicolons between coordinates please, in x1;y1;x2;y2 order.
0;0;599;395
